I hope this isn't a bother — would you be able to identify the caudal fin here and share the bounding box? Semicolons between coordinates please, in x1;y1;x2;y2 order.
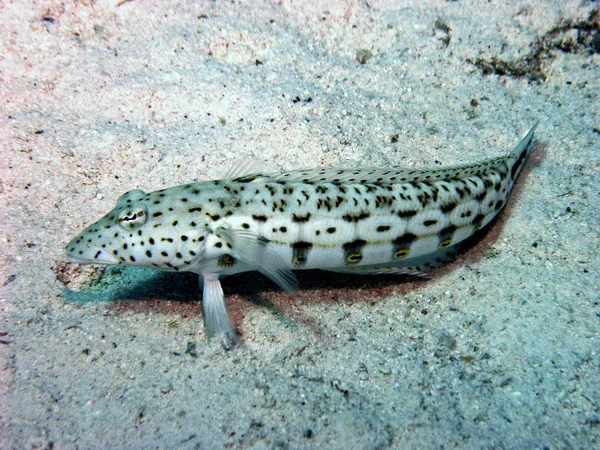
508;121;539;182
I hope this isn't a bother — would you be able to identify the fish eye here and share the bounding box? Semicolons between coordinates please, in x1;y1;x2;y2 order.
117;205;147;230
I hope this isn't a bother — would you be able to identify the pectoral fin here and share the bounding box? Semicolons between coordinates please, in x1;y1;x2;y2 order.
218;228;298;295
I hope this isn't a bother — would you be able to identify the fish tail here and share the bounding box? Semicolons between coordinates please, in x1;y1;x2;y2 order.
508;120;539;181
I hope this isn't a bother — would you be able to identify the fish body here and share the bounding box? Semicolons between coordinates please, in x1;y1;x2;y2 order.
66;122;538;346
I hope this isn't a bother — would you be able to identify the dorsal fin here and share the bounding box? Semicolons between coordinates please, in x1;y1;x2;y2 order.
230;122;539;185
224;158;266;180
264;161;503;184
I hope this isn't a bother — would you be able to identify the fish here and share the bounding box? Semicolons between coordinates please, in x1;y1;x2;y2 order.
66;121;538;347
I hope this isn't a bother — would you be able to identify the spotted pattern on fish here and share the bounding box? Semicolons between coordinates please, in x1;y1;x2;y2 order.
66;122;538;346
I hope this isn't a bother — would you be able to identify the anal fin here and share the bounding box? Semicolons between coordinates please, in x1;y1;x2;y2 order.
326;266;431;278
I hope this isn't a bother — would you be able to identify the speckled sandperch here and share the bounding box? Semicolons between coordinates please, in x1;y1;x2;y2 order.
67;121;538;347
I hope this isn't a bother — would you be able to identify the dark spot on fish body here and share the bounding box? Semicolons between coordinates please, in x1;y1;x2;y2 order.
252;214;268;223
439;225;457;248
342;211;370;223
343;239;366;265
316;198;332;211
474;191;486;201
472;213;485;231
394;248;410;259
292;241;313;250
292;213;311;223
393;233;416;259
398;209;418;218
376;225;391;232
294;255;307;265
218;254;236;267
292;241;313;267
511;149;528;180
346;253;363;264
441;202;458;214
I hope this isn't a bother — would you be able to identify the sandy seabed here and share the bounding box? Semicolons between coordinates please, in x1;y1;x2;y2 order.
1;1;599;448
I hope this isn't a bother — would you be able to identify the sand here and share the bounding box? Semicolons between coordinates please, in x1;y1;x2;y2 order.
1;0;599;448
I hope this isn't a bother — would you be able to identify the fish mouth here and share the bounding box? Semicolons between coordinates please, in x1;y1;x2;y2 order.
66;247;119;265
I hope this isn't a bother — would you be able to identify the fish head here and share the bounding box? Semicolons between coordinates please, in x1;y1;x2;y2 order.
66;189;206;271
